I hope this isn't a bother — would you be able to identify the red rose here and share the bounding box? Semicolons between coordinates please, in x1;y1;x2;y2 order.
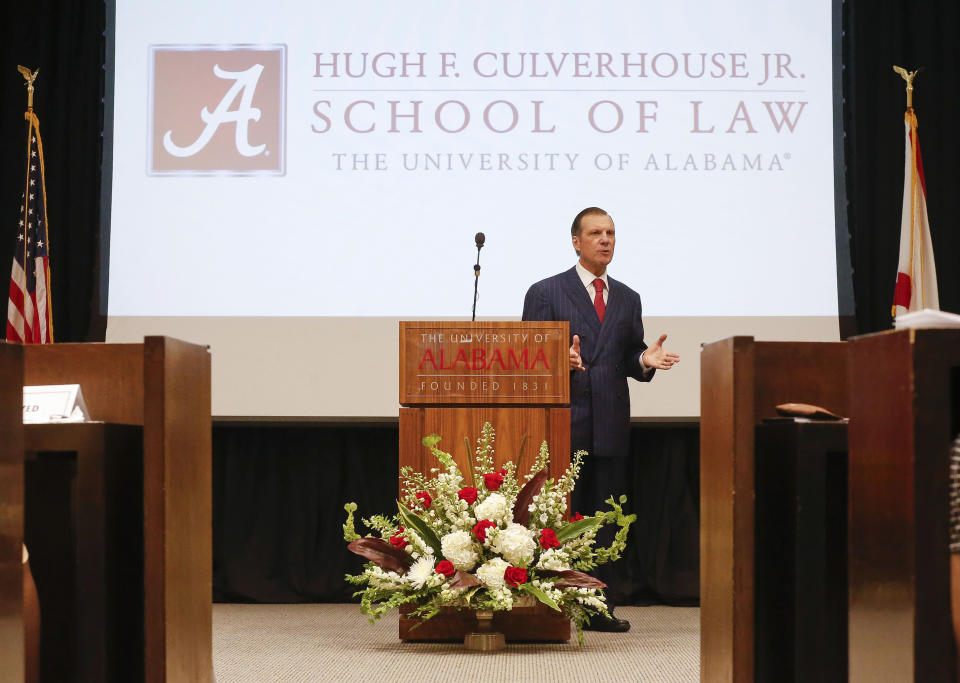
473;519;497;542
416;491;432;509
435;560;456;578
482;472;504;491
570;511;584;522
458;486;478;505
539;528;560;550
389;528;408;549
504;566;528;587
498;468;508;477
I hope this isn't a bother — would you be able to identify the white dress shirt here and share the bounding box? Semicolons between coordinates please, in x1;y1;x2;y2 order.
575;261;608;304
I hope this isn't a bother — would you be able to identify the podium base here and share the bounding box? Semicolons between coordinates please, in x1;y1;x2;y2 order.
399;603;571;642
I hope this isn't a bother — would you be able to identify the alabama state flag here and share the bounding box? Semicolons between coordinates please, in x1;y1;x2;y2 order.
892;109;939;317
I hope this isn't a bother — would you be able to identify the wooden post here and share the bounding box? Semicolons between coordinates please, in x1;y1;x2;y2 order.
0;343;25;681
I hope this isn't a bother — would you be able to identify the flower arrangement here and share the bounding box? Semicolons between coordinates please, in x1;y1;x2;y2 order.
342;423;635;642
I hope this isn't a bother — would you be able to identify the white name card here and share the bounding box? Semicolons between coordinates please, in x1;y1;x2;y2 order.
23;384;90;424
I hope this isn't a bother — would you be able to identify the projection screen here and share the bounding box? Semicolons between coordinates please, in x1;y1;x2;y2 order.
103;0;850;419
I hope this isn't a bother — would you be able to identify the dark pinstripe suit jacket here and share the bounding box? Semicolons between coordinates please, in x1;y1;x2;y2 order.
522;266;653;459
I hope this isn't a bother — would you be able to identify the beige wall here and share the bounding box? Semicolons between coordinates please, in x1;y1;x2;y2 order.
107;315;840;419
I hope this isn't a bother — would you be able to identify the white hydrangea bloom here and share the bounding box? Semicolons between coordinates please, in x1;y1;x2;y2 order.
474;493;511;525
406;556;435;589
440;530;480;571
490;522;536;565
476;557;509;589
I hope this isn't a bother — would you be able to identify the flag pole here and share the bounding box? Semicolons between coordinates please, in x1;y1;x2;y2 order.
18;67;38;327
893;66;920;317
890;65;939;319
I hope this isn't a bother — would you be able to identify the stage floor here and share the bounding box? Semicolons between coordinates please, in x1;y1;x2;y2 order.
213;603;700;682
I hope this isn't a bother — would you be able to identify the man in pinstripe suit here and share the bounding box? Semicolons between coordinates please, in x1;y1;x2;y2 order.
522;206;679;631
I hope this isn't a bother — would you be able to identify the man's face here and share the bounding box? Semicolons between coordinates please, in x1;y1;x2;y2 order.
573;213;616;276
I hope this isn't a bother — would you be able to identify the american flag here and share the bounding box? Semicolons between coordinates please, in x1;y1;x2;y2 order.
7;111;53;343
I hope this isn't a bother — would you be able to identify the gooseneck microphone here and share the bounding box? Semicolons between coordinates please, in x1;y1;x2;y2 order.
472;232;485;322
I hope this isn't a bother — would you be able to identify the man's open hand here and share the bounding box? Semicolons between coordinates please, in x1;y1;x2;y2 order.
641;334;680;370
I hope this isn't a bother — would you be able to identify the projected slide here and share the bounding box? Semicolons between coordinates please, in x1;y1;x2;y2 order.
106;1;842;416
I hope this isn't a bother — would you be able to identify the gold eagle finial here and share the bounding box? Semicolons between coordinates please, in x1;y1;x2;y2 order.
893;65;920;109
17;65;40;110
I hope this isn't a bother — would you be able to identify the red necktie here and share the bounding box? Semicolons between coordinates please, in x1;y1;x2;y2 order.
593;278;605;323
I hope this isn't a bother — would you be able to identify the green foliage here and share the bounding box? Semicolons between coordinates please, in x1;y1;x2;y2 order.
520;582;561;611
556;450;585;495
498;460;521;501
591;496;637;566
531;440;550;477
406;602;443;627
342;503;359;542
514;434;529;477
555;515;604;543
355;586;424;624
473;422;496;474
362;514;397;537
397;503;443;557
422;434;456;470
345;424;633;645
399;466;433;506
463;437;477;487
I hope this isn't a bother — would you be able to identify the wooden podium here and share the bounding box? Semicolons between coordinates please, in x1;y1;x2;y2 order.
847;328;960;682
701;329;960;682
397;321;571;641
699;337;848;682
0;337;213;682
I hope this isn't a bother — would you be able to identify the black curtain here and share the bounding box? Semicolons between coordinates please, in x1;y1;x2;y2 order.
843;0;960;333
212;425;400;602
1;1;106;342
211;424;700;605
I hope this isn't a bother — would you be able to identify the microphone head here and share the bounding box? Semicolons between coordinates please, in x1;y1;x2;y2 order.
475;232;486;248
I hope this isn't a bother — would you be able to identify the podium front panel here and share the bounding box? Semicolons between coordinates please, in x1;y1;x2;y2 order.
399;321;569;405
400;406;571;489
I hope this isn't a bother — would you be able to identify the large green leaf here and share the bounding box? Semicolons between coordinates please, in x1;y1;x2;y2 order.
397;503;444;558
520;582;561;611
555;516;604;543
